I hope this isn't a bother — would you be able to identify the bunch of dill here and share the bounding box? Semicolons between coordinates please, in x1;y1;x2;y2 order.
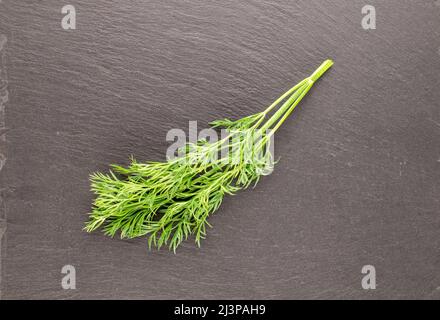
85;60;333;252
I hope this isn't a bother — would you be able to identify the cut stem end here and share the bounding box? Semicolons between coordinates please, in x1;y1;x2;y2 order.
309;59;334;83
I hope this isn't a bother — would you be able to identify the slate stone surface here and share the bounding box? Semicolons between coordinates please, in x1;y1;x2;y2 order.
0;0;439;299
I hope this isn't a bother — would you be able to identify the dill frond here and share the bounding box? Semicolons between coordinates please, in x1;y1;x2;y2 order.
85;60;333;252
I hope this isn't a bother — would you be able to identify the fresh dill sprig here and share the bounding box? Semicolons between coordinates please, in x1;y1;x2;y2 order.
85;60;333;252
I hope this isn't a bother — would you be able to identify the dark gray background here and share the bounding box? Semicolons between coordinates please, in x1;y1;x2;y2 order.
0;0;439;299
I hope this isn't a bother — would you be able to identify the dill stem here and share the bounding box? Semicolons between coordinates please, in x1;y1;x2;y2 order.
260;59;333;133
310;59;334;82
253;78;309;128
259;81;309;132
269;84;312;135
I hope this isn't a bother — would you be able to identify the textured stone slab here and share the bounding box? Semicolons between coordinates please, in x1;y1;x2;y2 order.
0;0;439;299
